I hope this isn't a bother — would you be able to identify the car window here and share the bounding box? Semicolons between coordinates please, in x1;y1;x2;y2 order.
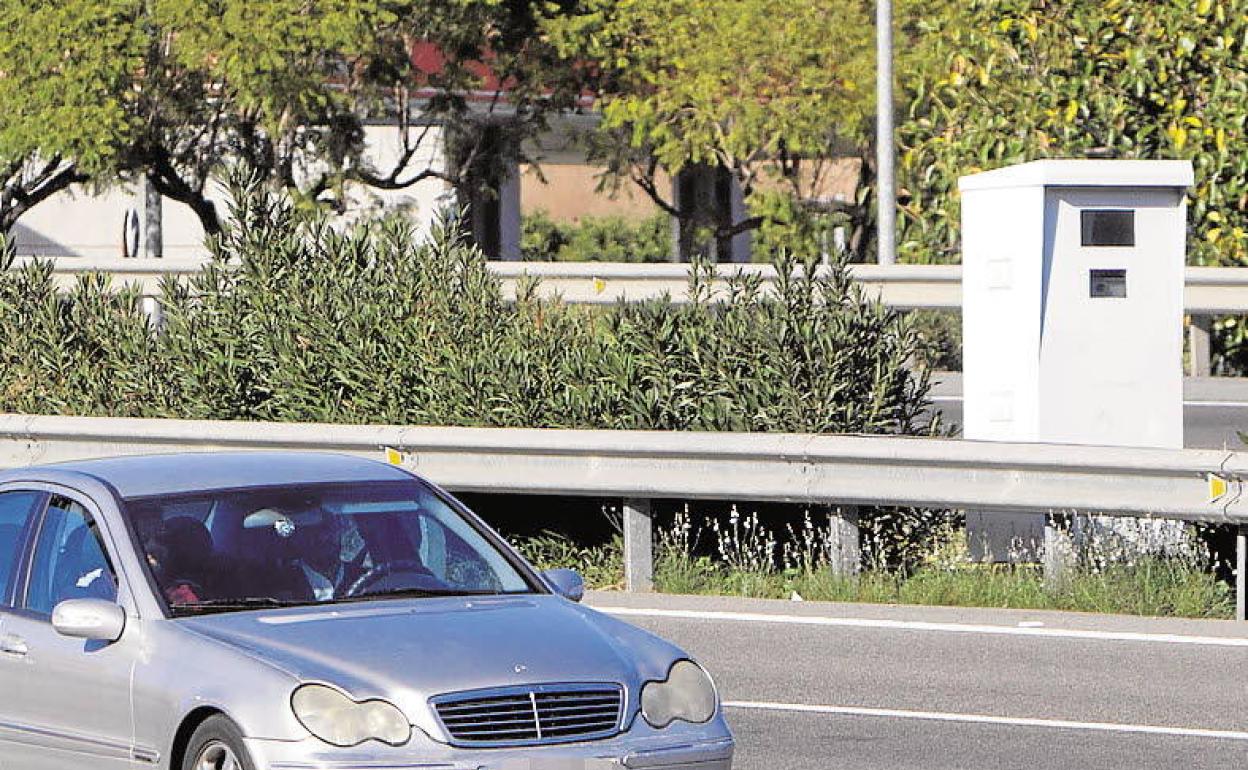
24;497;118;615
0;491;42;606
124;481;535;615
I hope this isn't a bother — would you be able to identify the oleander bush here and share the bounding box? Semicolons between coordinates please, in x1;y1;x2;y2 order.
0;180;937;436
0;245;172;416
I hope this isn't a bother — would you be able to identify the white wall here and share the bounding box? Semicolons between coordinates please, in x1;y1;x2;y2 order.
10;125;450;260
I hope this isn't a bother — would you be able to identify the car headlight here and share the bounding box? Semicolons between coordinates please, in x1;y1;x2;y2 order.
640;660;719;728
291;684;412;747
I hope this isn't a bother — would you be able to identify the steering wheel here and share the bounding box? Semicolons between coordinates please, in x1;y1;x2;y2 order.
345;560;437;597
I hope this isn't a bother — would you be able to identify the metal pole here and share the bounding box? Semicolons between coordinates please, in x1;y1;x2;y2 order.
875;0;896;266
624;498;654;592
1236;526;1246;622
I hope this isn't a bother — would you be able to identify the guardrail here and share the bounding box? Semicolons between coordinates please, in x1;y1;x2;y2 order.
15;256;964;309
17;256;1248;313
1;413;1245;617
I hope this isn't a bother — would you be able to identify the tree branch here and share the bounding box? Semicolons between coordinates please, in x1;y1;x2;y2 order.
628;158;683;219
0;157;85;233
148;150;221;235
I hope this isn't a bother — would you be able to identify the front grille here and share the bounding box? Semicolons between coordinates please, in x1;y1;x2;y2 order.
432;683;624;747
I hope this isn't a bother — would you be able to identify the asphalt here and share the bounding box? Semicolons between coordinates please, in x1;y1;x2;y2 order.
586;592;1248;770
929;373;1248;450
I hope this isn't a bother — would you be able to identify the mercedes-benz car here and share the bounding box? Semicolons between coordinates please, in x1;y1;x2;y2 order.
0;452;733;770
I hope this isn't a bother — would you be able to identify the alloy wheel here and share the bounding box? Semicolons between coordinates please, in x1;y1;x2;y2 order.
195;740;241;770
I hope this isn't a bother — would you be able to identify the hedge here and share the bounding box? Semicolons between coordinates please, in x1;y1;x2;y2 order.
0;182;937;436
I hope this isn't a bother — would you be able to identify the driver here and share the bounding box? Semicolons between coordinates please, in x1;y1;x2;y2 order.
292;517;347;601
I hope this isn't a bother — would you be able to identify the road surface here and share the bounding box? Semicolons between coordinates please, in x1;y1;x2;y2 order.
587;592;1248;770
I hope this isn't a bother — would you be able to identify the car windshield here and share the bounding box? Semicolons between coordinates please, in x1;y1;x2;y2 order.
123;480;536;616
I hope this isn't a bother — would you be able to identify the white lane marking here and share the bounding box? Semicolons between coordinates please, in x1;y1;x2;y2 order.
724;701;1248;742
593;606;1248;648
929;395;1248;409
1183;400;1248;408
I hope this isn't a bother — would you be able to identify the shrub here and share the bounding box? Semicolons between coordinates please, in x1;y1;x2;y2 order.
0;240;169;416
521;210;671;263
5;181;934;435
1;182;937;437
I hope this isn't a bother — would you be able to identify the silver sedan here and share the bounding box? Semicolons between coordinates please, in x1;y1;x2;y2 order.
0;452;733;769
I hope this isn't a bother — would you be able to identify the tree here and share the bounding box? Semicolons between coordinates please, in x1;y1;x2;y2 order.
0;0;144;232
0;0;585;236
898;0;1248;266
544;0;956;260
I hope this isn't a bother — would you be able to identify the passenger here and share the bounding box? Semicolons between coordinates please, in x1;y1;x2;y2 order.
146;518;217;605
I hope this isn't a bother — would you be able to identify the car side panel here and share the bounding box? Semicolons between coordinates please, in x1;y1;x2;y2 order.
129;620;306;769
0;488;139;770
0;609;139;770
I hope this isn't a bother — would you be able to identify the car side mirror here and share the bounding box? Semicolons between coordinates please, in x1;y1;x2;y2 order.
542;569;585;603
52;599;126;642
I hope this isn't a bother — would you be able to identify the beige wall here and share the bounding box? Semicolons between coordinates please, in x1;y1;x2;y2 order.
521;156;862;225
751;157;862;205
519;163;669;222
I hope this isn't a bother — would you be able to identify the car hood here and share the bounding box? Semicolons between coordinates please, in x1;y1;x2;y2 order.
178;594;682;733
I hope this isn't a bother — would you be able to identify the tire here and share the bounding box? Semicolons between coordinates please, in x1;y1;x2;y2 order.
181;714;257;770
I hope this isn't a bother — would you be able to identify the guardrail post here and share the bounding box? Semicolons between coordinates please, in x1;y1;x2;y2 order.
1237;526;1246;623
1043;515;1075;590
1188;315;1212;377
624;498;654;592
830;505;860;576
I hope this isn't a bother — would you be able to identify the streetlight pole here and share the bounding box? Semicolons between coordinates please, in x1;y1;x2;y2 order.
876;0;896;265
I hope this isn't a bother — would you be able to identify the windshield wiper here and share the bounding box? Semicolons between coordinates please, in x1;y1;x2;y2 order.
331;588;515;604
170;597;314;615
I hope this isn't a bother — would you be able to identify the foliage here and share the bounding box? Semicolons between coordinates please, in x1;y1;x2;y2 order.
547;0;873;182
907;311;962;372
0;239;169;416
509;508;1233;619
545;0;958;258
521;210;671;262
0;183;935;437
747;191;849;264
0;0;585;234
648;511;1232;619
0;0;144;229
1212;314;1248;375
544;0;870;248
510;531;624;590
898;0;1248;265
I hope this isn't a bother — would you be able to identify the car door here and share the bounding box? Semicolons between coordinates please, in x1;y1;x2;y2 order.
0;488;46;763
1;491;139;770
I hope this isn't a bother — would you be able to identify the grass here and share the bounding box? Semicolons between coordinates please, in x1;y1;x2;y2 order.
658;559;1233;619
509;528;1236;620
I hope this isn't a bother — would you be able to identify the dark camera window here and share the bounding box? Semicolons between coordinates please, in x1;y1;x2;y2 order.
1090;269;1127;298
1081;210;1135;247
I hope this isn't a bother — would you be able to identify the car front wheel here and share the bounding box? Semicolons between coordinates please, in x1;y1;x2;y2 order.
183;714;256;770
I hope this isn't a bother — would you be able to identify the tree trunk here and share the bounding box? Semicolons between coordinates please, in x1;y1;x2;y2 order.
143;175;163;258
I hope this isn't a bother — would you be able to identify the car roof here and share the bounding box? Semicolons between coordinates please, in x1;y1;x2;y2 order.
6;452;415;499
